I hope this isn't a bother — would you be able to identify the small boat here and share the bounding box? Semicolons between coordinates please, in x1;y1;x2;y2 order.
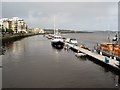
69;38;78;46
80;44;90;51
75;52;87;57
47;36;52;39
46;34;52;39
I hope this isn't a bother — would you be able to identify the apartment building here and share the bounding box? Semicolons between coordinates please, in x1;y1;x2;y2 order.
0;17;28;33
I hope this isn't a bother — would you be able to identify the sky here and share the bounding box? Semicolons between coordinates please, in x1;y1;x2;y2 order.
1;1;119;31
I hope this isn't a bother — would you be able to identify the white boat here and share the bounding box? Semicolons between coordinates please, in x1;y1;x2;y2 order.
75;52;87;57
51;17;64;49
65;38;70;43
46;34;52;39
69;38;78;45
51;35;64;48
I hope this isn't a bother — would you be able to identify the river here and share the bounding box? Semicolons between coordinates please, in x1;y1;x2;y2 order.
2;32;120;88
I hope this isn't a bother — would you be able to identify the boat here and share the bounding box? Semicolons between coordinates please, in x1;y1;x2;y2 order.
80;44;91;51
65;38;78;46
51;35;64;49
51;17;64;49
69;38;78;46
46;34;52;39
96;42;120;60
95;32;120;61
75;52;87;57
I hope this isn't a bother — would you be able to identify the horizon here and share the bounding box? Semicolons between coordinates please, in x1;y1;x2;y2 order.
2;2;118;31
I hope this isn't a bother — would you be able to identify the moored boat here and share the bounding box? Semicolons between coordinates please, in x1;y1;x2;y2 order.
51;17;64;49
96;42;120;60
51;35;64;49
69;38;78;46
75;52;87;57
46;35;52;39
95;32;120;61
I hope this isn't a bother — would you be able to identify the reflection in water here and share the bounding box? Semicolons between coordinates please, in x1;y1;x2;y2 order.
12;41;26;56
2;33;120;88
119;75;120;89
75;55;87;61
0;56;2;89
116;75;120;88
2;40;27;66
52;46;63;52
8;40;26;63
51;47;64;63
0;68;2;89
0;47;6;55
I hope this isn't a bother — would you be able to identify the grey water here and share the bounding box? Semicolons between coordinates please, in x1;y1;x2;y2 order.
2;32;120;88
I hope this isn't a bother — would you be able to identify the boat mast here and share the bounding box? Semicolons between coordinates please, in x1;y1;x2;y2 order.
54;16;56;35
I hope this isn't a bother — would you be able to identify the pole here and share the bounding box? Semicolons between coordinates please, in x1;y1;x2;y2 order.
54;16;55;35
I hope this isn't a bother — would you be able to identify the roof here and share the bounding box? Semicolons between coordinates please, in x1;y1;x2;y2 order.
100;42;115;45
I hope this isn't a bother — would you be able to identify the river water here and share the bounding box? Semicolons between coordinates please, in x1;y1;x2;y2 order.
2;32;120;88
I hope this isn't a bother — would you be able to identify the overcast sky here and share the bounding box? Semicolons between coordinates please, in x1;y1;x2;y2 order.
2;2;118;31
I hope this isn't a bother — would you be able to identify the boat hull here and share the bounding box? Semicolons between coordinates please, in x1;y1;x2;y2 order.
96;49;120;61
51;41;64;49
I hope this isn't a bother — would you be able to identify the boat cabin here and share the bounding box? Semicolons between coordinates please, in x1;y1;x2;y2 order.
97;42;120;58
53;35;62;39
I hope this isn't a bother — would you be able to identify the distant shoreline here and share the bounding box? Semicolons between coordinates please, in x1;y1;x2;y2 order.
0;30;117;44
44;29;117;34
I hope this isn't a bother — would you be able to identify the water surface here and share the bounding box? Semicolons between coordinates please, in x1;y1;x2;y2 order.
2;32;120;88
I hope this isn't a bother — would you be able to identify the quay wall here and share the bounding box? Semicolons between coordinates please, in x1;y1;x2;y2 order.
0;33;43;44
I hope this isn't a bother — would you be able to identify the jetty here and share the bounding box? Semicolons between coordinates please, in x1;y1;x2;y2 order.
65;43;120;71
45;33;120;71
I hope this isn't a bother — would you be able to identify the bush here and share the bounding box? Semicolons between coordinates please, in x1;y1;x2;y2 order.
0;29;5;32
6;29;14;33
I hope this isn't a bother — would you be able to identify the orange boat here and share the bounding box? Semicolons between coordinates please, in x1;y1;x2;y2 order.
96;32;120;60
96;42;120;60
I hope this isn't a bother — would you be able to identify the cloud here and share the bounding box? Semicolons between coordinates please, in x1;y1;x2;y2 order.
1;0;120;2
2;2;118;31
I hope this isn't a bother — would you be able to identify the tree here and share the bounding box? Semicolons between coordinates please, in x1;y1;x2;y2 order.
6;29;14;34
0;29;6;37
